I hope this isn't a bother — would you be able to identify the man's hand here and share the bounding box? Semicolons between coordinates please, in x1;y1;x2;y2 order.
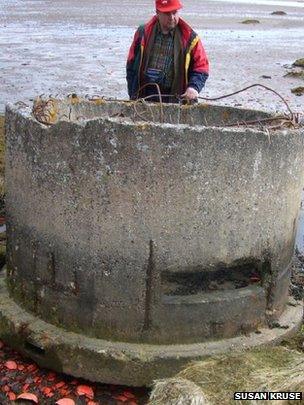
181;87;199;101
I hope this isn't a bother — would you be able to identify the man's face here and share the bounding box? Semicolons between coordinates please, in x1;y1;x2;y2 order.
157;9;179;33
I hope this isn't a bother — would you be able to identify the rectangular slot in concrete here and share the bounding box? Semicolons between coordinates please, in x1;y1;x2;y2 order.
161;261;262;296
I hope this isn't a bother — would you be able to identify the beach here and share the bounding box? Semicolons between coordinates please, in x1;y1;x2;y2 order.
0;0;304;114
0;2;304;402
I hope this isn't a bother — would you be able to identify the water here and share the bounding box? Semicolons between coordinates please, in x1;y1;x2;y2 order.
209;0;304;7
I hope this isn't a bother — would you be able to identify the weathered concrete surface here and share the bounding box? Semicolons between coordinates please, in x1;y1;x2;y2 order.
0;271;302;386
4;100;304;347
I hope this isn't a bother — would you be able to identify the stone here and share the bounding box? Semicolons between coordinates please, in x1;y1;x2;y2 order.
271;11;287;15
291;86;304;96
241;19;260;24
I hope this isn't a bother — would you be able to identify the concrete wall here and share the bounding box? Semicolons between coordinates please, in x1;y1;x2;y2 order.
5;101;304;344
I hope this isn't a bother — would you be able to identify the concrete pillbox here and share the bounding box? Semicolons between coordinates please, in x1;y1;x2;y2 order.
1;98;303;385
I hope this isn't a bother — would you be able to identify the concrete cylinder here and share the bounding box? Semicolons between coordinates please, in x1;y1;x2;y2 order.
2;99;304;384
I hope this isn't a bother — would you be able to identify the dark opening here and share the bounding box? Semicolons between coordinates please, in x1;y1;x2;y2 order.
162;261;263;296
25;341;46;356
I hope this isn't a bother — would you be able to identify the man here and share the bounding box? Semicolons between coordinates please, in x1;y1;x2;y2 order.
126;0;209;102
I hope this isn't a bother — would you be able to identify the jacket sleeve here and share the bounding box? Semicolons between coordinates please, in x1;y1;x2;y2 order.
126;27;142;99
187;38;209;93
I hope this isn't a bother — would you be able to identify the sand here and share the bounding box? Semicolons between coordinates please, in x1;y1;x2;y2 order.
1;0;304;114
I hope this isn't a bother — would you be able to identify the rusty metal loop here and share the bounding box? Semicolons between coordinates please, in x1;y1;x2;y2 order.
197;83;294;118
136;82;164;123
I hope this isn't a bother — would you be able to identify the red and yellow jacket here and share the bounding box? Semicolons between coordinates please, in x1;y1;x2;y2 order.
126;16;209;99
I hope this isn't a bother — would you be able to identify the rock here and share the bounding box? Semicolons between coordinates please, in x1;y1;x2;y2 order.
284;69;304;80
293;58;304;68
260;75;272;79
148;378;209;405
241;19;260;24
271;11;287;15
291;86;304;96
268;321;280;329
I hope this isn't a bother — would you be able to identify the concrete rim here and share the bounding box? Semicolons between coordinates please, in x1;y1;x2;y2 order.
0;272;302;386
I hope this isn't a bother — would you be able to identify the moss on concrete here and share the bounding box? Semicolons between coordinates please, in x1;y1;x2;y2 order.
6;276;37;314
0;244;6;269
0;115;5;207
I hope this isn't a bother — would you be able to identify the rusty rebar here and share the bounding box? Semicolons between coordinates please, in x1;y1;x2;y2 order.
29;83;302;130
198;83;294;118
136;82;164;123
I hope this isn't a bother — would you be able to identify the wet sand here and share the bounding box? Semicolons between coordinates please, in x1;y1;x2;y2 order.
1;0;304;113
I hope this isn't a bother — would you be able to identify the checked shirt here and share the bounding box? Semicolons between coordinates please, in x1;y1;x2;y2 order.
148;25;175;90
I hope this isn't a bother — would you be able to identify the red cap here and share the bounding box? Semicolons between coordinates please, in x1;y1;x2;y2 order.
156;0;183;12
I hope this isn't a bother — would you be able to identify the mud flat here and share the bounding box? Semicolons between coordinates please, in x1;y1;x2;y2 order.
1;0;304;113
